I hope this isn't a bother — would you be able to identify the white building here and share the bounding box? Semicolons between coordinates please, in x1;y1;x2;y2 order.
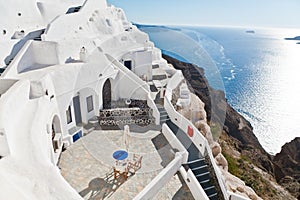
0;0;249;199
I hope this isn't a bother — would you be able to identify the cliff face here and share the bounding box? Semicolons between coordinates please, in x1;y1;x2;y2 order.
273;137;300;198
163;54;297;199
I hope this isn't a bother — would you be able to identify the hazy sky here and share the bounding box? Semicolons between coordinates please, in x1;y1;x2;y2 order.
107;0;300;28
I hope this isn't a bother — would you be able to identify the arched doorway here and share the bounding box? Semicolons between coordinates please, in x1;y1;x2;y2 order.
102;79;111;109
51;115;62;152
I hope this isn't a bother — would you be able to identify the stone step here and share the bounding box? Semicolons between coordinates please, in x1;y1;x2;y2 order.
196;174;211;184
159;111;168;115
191;165;208;174
199;179;212;189
160;115;169;120
157;107;165;112
195;171;210;178
160;113;168;117
160;119;169;125
187;158;205;165
204;185;216;192
208;193;218;200
190;164;207;171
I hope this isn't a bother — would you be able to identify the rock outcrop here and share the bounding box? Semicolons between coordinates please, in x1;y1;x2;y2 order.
163;54;297;199
273;137;300;198
177;90;261;199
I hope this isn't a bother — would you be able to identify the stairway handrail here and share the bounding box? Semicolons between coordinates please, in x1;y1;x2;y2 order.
163;68;229;200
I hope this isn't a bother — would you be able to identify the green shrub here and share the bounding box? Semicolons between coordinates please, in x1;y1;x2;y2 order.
222;152;240;176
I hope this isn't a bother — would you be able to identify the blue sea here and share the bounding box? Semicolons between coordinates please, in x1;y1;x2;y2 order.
139;25;300;154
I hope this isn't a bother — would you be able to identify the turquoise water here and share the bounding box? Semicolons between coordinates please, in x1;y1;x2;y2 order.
139;25;300;154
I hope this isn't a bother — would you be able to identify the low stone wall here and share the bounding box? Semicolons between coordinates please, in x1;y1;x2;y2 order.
99;107;155;126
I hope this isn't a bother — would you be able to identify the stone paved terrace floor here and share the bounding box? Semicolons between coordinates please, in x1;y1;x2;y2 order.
58;129;194;199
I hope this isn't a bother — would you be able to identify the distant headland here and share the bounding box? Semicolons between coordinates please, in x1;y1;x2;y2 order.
285;36;300;40
246;30;255;34
285;36;300;44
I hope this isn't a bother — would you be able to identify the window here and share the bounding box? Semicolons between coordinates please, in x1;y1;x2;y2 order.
86;95;94;113
66;106;72;124
124;60;132;70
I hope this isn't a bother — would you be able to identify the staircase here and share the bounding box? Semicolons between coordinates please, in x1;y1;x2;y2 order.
187;159;218;200
156;104;169;125
166;120;221;200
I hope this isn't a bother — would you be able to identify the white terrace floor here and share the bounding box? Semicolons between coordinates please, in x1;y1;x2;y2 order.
58;129;194;200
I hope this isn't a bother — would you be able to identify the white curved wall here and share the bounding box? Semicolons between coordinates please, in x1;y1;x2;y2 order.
0;79;81;199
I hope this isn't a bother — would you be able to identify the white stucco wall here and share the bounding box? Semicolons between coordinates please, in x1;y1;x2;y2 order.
133;50;152;80
120;50;152;80
0;0;87;66
0;0;44;34
0;78;81;199
78;87;98;124
2;41;59;77
106;53;150;100
0;128;10;157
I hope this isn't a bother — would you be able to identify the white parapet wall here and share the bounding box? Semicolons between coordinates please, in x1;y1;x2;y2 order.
164;70;184;100
162;123;188;162
164;69;207;154
147;93;160;125
133;152;184;200
164;97;207;155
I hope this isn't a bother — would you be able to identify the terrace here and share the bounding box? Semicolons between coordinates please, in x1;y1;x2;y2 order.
58;126;194;199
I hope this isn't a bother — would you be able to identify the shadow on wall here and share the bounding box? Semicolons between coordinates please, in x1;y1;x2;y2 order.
4;29;45;66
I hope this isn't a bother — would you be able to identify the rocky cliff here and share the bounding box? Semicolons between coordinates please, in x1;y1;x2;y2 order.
273;137;300;198
163;54;297;199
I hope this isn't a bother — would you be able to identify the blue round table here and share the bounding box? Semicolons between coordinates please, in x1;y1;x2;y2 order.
113;150;128;161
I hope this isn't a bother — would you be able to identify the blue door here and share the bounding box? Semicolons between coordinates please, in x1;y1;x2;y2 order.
73;96;82;125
